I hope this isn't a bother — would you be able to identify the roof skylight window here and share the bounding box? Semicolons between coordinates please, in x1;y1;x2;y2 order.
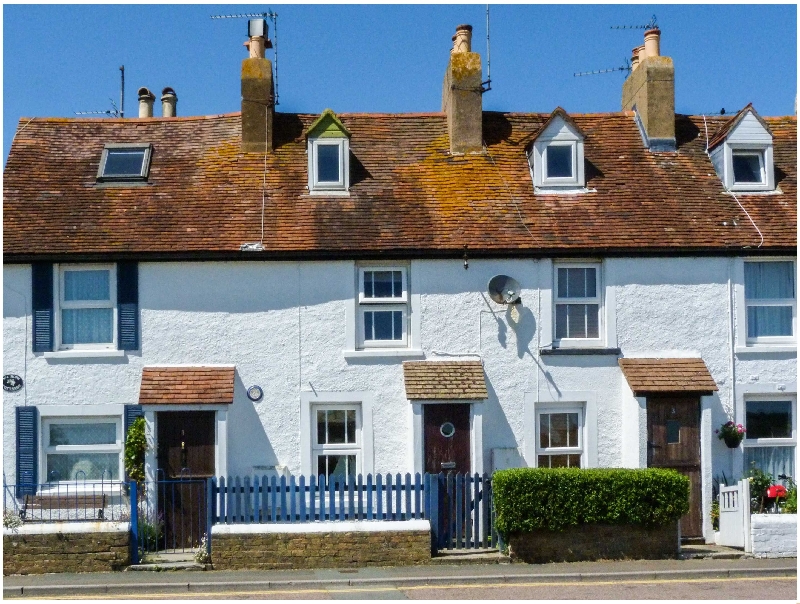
97;144;152;182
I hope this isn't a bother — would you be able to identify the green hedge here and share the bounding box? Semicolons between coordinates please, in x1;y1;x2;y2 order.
493;468;689;536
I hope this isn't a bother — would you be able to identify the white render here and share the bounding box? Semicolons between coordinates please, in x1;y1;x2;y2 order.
3;256;797;543
749;514;797;558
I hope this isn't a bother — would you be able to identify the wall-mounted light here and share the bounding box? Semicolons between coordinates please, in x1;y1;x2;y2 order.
247;385;264;401
463;246;469;270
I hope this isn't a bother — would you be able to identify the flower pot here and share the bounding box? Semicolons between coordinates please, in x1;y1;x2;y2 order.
723;435;742;448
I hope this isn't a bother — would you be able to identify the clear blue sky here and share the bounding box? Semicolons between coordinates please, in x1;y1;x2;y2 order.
3;4;797;163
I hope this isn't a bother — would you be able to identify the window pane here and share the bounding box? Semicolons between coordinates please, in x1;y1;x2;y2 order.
317;144;340;182
585;304;599;338
62;308;113;344
371;271;396;298
745;262;794;299
319;454;356;478
326;410;347;443
539;414;550;449
366;310;401;341
557;268;568;298
555;304;568;340
46;453;119;481
546;145;573;178
549;413;569;447
50;423;116;446
64;270;110;301
317;410;327;445
747;306;793;338
346;410;356;444
744;447;794;484
559;267;596;299
666;420;681;444
567;268;586;298
567;413;579;446
393;271;402;297
566;304;589;338
732;153;763;183
746;401;793;439
103;149;145;177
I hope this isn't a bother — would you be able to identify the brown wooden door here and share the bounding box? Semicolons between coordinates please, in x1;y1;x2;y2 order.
646;394;702;538
424;404;471;474
156;411;215;550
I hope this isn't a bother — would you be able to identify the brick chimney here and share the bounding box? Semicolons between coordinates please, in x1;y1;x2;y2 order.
241;19;274;153
442;24;483;154
621;28;675;151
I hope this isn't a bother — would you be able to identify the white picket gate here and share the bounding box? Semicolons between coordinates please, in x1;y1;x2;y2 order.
717;479;751;550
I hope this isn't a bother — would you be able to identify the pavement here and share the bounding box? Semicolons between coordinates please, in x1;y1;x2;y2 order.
3;556;796;598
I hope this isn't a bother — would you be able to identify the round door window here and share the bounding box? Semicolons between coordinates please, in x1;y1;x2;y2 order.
440;422;456;438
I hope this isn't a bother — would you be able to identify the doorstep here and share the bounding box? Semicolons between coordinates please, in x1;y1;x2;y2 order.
680;544;746;560
431;548;510;565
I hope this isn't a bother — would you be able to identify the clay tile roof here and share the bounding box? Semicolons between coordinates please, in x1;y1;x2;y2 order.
139;366;235;405
403;360;488;400
618;358;718;396
3;110;796;260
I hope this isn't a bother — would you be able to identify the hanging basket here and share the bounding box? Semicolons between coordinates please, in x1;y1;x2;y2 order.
723;434;743;448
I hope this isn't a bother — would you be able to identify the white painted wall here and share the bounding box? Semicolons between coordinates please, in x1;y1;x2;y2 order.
3;255;796;542
749;514;797;558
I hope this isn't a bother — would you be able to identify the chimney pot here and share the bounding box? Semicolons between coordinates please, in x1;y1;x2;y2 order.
644;27;660;58
452;23;473;53
630;47;640;71
137;87;155;118
161;87;177;117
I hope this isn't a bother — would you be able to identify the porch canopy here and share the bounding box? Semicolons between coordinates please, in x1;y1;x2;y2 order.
618;358;718;396
403;360;488;400
139;366;236;404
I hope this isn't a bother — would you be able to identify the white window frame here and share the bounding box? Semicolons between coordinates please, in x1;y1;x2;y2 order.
55;264;117;351
311;403;362;478
553;262;603;348
535;404;585;468
97;143;152;182
41;416;123;485
308;137;350;193
725;142;774;192
357;266;409;349
742;258;796;346
742;396;796;480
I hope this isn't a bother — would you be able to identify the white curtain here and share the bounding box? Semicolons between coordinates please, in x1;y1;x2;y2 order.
745;446;795;485
745;262;794;337
62;270;112;344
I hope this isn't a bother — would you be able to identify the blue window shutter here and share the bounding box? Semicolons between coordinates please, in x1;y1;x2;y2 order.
16;406;38;497
123;405;144;482
117;262;139;350
31;263;53;352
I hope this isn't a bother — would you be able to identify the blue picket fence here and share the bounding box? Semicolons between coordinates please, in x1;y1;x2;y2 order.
210;472;499;552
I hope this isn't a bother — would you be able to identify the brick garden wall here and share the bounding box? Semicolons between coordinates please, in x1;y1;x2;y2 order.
750;514;797;558
211;520;431;570
508;521;679;564
3;523;130;575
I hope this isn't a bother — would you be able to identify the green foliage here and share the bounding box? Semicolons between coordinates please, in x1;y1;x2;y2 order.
711;499;720;531
492;468;690;536
746;463;772;512
124;417;147;483
784;484;797;514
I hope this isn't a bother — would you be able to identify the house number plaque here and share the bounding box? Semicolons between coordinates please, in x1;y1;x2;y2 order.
3;374;23;392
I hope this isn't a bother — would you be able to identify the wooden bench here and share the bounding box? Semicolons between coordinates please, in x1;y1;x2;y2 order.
21;493;107;521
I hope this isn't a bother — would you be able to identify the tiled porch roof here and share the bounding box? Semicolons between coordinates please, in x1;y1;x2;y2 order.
403;361;488;400
618;358;718;396
139;366;235;405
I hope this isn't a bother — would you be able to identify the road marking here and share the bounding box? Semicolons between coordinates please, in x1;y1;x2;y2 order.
16;575;796;599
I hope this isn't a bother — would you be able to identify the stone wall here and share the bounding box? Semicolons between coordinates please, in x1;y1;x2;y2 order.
211;520;430;570
3;522;130;575
750;514;797;558
508;522;679;564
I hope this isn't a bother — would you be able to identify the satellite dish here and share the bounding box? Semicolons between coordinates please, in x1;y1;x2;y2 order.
487;275;522;305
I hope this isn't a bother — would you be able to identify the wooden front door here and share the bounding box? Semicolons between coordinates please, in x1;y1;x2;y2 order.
646;394;702;538
424;404;471;474
156;411;215;550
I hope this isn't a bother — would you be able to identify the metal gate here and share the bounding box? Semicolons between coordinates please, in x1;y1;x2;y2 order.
131;477;210;559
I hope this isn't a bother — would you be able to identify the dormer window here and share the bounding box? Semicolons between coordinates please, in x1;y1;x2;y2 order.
529;107;585;191
97;144;151;182
708;104;775;192
306;109;351;194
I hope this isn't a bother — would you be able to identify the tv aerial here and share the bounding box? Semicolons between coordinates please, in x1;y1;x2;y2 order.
610;14;658;30
487;275;522;305
574;58;631;78
75;66;125;117
211;10;280;106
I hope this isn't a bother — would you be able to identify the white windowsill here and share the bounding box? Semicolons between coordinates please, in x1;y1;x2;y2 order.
735;345;797;355
534;187;596;195
44;350;126;359
308;190;350;197
343;349;425;359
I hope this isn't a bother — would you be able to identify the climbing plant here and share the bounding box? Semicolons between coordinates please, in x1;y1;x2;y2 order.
124;417;148;483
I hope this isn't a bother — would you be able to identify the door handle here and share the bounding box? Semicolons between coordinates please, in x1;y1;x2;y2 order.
441;462;456;469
